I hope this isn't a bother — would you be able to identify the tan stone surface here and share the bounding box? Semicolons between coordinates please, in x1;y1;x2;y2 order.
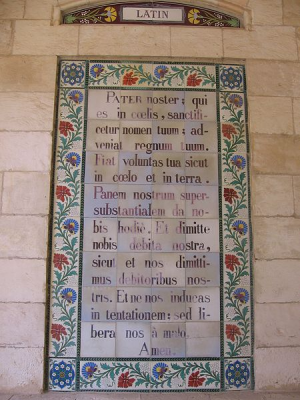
255;347;300;390
0;173;2;211
0;216;48;258
79;25;171;56
2;172;50;215
255;260;300;303
256;303;300;347
0;132;52;171
0;93;54;131
253;135;300;174
0;0;25;19
254;217;300;259
249;96;293;135
13;21;79;55
248;0;282;26
252;135;300;175
252;175;293;216
293;176;300;216
0;259;46;302
171;28;222;58
283;0;300;26
0;56;57;92
293;98;300;135
0;20;13;55
0;303;45;347
224;26;297;60
0;347;43;393
247;60;300;97
24;0;56;19
5;393;300;399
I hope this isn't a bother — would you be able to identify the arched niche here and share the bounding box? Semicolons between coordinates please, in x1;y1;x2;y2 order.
52;0;252;29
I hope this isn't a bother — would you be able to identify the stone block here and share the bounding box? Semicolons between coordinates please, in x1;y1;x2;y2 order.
0;259;46;303
0;303;45;347
0;93;54;131
0;173;2;211
0;132;52;172
293;176;300;216
13;21;79;55
79;25;171;56
171;28;222;58
293;98;300;135
283;0;300;26
255;260;300;303
0;347;43;393
0;56;57;92
0;0;25;19
255;347;300;390
249;96;293;135
254;217;300;259
252;175;293;216
0;21;13;55
255;303;300;347
247;60;300;97
24;0;56;19
224;26;297;60
252;135;300;175
0;216;48;258
2;172;50;215
248;0;282;26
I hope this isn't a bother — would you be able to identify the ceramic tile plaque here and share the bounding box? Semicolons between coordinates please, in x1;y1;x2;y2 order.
48;61;253;392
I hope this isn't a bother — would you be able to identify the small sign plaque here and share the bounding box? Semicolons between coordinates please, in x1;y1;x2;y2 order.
122;6;184;22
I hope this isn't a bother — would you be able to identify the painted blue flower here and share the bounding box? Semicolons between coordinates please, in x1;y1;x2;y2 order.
231;154;246;169
63;218;79;234
50;360;75;389
68;90;83;104
225;360;250;388
220;66;242;90
82;362;98;379
66;152;81;167
229;93;243;107
90;64;104;78
62;62;84;86
154;65;169;79
232;220;248;235
233;288;249;304
152;362;169;380
61;288;77;304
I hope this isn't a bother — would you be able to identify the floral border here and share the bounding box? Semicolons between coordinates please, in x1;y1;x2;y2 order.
48;61;253;392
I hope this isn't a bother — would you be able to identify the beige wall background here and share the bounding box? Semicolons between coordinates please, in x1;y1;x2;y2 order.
0;0;300;394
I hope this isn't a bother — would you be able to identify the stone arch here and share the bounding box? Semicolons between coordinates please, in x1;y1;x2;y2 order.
53;0;252;29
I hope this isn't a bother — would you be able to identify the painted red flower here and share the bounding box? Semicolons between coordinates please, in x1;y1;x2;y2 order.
188;371;206;387
225;254;240;271
118;371;135;388
187;73;202;87
222;123;237;139
123;72;138;86
56;185;71;202
224;188;239;204
59;121;74;137
226;324;241;342
51;323;67;341
53;253;69;271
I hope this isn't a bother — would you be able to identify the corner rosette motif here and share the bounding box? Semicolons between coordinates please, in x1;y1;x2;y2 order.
61;62;84;86
220;66;243;90
225;360;250;389
50;360;75;389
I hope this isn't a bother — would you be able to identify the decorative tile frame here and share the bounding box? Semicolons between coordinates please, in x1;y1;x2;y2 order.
48;60;253;392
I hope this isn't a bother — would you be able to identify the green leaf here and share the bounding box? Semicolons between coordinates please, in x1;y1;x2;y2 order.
135;378;146;386
205;377;215;386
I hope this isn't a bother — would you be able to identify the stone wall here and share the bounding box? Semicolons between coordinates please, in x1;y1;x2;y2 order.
0;0;299;394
